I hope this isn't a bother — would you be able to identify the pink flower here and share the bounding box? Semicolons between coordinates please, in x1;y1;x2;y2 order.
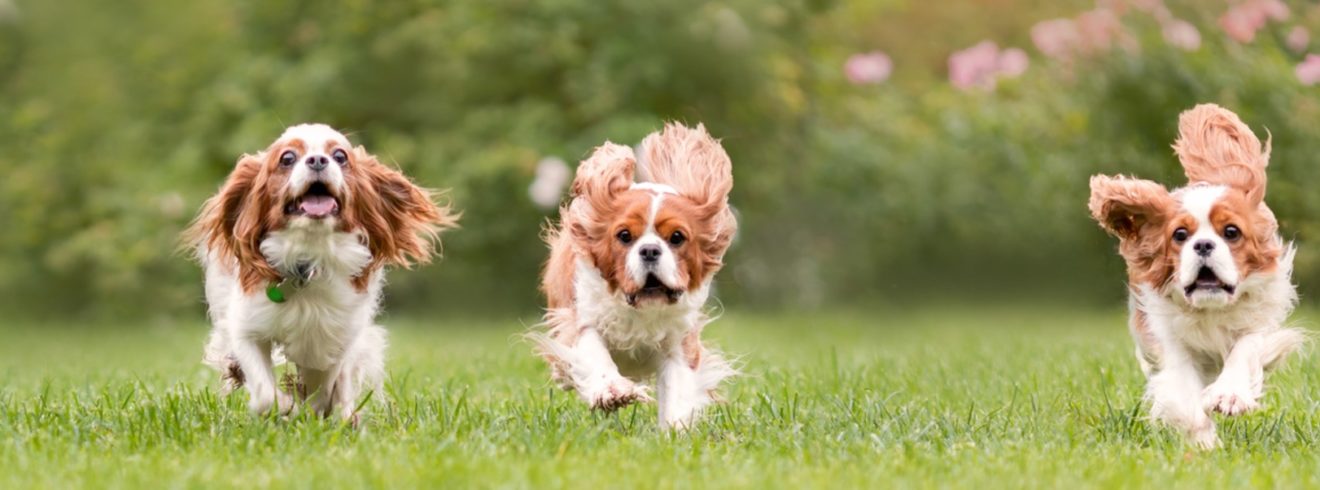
948;42;1030;91
1031;18;1083;60
1076;9;1131;52
1296;54;1320;85
997;48;1030;77
1287;26;1310;53
1219;7;1263;43
1032;9;1135;61
1258;0;1290;21
1220;0;1288;44
1162;19;1201;51
844;51;893;85
949;41;1003;91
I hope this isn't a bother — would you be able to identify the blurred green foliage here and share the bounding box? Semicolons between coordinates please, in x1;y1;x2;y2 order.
1;0;1318;318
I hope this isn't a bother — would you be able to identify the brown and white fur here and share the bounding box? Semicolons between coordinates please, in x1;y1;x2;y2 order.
533;123;738;429
184;124;457;422
1089;104;1303;449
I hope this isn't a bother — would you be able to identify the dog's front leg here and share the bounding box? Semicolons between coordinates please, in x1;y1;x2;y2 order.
1203;333;1268;416
298;366;334;416
228;332;294;416
560;327;651;412
1147;343;1217;449
657;332;735;430
657;351;709;430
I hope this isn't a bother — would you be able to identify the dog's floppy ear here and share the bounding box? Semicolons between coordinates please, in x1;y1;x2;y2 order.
344;146;459;286
568;143;635;241
183;152;282;292
637;123;733;215
1174;103;1269;205
570;142;635;208
1088;174;1176;241
637;123;737;257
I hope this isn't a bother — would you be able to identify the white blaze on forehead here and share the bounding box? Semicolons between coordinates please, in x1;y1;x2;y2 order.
1175;184;1240;297
280;123;351;197
1179;185;1227;227
630;182;678;195
629;182;679;231
624;182;681;288
279;123;351;149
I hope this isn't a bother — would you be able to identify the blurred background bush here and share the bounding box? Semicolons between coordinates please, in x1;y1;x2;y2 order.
2;0;1318;319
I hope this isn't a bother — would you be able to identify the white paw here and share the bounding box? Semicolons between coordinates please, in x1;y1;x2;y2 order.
1188;426;1221;450
660;410;699;431
585;377;652;412
249;389;296;416
1202;382;1259;416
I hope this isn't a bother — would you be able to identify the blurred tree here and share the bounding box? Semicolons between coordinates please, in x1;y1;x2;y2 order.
1;0;1318;318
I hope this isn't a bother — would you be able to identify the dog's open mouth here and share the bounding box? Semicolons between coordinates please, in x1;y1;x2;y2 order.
626;274;681;306
1185;266;1235;296
284;182;340;219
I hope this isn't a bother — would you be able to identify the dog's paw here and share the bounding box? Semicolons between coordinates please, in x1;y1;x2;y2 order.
1202;382;1259;416
1188;426;1221;450
249;389;297;417
588;378;651;412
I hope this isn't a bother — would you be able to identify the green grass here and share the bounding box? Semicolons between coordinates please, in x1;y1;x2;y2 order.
4;307;1320;488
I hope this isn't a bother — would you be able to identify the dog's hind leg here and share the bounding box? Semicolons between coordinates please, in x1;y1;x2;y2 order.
329;325;387;424
657;332;735;430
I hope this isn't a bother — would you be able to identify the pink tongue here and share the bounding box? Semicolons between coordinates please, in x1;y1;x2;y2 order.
299;195;338;217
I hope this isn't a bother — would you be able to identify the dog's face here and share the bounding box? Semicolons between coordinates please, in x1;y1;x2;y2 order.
188;124;455;292
1089;105;1280;309
272;124;352;226
587;184;718;307
567;126;736;308
1167;185;1278;307
1093;179;1278;308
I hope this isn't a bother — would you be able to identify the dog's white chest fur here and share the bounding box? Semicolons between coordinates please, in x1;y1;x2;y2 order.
1137;247;1297;367
572;258;708;354
203;224;379;371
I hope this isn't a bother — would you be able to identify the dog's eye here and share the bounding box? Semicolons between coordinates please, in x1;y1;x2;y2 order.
669;231;686;246
616;229;632;244
332;149;349;166
1172;227;1189;243
279;151;297;168
1223;225;1242;241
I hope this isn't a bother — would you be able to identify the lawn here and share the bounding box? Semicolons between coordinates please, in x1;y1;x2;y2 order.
3;306;1320;489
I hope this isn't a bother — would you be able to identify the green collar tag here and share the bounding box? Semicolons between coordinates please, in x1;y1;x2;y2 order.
266;264;313;304
266;284;287;303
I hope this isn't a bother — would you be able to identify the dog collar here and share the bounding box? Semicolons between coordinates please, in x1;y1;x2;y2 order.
266;263;316;304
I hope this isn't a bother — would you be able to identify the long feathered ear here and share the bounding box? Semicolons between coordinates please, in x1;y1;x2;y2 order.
1088;174;1176;240
570;143;635;210
637;123;733;215
638;122;737;257
344;147;459;285
1173;103;1270;205
567;143;635;241
182;153;282;293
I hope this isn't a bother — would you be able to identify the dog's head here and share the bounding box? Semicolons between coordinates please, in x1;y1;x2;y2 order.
567;123;736;307
186;124;457;292
1089;104;1280;309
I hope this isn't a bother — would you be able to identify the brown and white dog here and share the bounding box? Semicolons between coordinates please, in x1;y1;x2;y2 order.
534;123;738;429
1088;104;1302;449
185;124;457;422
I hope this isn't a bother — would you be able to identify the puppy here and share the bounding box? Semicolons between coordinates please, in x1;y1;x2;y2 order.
185;124;457;422
1089;104;1302;449
534;123;738;429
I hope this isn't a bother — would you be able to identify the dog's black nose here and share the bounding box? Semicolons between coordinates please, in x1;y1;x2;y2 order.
306;155;329;171
639;244;662;263
1193;240;1215;257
